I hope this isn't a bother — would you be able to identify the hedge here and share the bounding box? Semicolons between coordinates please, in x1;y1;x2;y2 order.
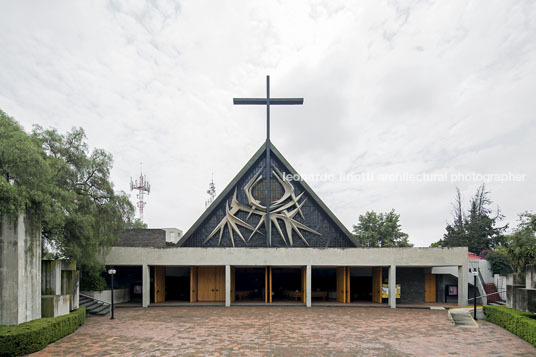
0;306;86;357
484;305;536;347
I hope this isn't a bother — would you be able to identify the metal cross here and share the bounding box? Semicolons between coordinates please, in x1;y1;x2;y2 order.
233;75;304;247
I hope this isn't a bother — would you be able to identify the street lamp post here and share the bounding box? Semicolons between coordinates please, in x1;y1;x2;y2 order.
108;267;117;320
471;267;478;320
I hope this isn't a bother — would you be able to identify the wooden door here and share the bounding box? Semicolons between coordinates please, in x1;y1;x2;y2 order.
269;266;272;303
190;267;198;302
346;267;351;303
301;266;306;304
197;266;225;302
265;266;271;303
154;266;166;303
197;266;215;301
215;266;225;301
336;267;346;303
231;267;236;303
425;270;436;303
372;267;382;304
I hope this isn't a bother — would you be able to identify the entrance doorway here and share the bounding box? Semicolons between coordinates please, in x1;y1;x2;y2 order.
165;267;190;302
190;266;225;302
348;267;383;304
271;267;305;303
233;267;265;302
311;268;336;302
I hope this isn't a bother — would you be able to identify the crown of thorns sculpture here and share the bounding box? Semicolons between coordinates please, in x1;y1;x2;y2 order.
204;165;321;247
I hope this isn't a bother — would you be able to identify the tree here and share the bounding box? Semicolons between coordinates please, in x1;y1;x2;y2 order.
352;209;413;247
506;213;536;272
125;218;148;229
0;110;50;228
482;249;513;275
0;109;134;270
32;125;134;270
432;185;507;254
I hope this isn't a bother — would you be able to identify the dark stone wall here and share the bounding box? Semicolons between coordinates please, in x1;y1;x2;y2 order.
116;229;166;248
396;268;424;303
182;155;356;248
437;274;458;303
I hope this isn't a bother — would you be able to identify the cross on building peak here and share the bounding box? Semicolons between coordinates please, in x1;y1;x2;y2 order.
233;75;304;246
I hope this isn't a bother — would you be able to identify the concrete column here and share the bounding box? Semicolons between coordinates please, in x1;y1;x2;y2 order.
458;265;468;306
142;264;150;307
389;265;396;308
225;265;231;307
1;214;41;325
306;265;312;307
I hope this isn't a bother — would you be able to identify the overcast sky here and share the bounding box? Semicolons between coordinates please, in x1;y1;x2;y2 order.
1;1;535;246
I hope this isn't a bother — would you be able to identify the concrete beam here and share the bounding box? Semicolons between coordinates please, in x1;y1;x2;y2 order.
389;265;396;308
142;264;150;307
103;247;468;268
225;265;231;307
306;265;311;307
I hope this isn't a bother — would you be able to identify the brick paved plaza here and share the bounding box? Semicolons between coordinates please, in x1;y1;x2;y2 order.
33;307;534;356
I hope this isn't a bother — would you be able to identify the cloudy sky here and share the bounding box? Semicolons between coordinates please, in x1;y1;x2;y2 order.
1;0;535;246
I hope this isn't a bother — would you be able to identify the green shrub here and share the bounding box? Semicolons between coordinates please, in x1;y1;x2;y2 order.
484;305;536;347
483;250;513;275
80;269;107;291
0;306;85;357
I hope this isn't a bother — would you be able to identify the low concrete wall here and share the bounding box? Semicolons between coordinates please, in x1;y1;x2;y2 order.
41;295;70;318
494;274;507;301
81;289;130;304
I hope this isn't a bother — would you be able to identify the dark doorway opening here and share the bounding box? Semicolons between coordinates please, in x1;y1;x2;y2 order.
234;267;265;302
349;267;373;302
271;267;303;302
351;276;372;301
165;267;190;302
103;265;143;305
311;268;336;302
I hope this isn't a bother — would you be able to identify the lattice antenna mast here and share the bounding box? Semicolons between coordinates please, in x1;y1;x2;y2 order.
130;163;151;222
205;173;216;209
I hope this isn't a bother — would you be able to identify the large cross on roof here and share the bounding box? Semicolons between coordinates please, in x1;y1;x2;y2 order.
233;75;304;246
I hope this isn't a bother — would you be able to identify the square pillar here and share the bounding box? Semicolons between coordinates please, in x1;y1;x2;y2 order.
458;265;468;306
389;265;396;308
306;265;312;307
142;264;150;307
225;265;231;307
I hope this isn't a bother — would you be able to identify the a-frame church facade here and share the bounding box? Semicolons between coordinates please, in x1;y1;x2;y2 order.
103;143;468;308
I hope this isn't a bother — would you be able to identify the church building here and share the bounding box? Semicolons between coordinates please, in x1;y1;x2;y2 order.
103;142;468;309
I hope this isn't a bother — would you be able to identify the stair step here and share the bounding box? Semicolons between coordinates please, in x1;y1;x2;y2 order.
93;304;111;314
84;301;102;310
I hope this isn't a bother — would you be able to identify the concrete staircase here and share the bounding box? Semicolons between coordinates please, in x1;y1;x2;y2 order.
80;294;110;316
484;283;504;304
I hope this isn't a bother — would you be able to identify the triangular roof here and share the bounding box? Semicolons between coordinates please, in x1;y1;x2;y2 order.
178;142;359;247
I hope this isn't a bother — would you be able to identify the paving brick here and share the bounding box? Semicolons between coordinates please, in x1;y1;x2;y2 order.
32;307;534;356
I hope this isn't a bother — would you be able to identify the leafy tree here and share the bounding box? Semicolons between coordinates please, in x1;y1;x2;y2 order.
352;209;413;247
0;109;134;270
482;249;513;275
506;213;536;272
432;185;507;254
32;125;134;269
0;110;50;228
125;218;148;229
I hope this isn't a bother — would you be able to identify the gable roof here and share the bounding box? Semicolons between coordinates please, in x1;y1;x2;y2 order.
178;142;359;247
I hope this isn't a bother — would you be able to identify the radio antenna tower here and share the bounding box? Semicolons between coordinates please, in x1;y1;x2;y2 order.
205;174;216;209
130;163;151;222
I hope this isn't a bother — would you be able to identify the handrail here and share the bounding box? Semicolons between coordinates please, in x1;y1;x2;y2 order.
468;289;507;301
80;293;111;306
